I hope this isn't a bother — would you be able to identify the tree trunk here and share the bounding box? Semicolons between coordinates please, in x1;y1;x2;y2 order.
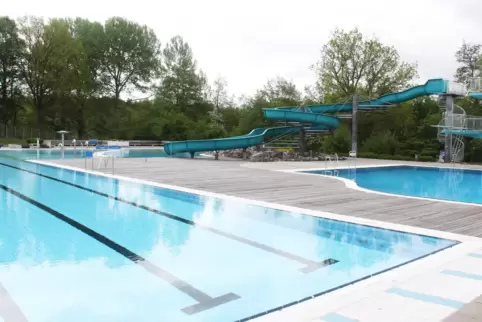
35;96;43;138
77;103;85;139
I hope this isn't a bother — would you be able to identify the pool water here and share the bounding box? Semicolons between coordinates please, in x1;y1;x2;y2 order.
0;149;198;160
302;165;482;205
0;160;457;322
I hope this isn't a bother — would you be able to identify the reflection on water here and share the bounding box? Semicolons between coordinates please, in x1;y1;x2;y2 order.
0;160;458;322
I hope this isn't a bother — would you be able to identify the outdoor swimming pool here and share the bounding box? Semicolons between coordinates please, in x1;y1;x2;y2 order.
0;149;198;160
301;165;482;205
0;160;458;322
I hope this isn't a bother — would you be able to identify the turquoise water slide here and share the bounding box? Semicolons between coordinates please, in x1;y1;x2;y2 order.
164;79;450;155
469;93;482;99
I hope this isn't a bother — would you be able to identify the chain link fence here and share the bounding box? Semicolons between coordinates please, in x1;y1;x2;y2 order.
0;125;61;141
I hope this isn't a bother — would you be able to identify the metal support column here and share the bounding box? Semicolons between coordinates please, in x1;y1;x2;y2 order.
299;128;307;154
351;94;359;155
444;95;454;163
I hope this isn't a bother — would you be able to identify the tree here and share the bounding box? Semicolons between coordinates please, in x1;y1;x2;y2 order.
69;18;105;137
0;16;25;125
210;76;233;110
257;77;301;105
158;35;210;118
101;17;161;108
17;16;78;132
454;42;481;83
312;28;418;102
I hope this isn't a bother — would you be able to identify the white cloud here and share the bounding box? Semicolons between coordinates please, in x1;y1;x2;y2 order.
4;0;482;97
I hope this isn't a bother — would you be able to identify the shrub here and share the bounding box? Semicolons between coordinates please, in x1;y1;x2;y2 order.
358;152;414;161
420;149;438;157
361;131;399;155
26;138;44;145
419;156;434;162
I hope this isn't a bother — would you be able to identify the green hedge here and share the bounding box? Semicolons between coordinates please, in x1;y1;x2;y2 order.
419;156;434;162
356;152;436;162
26;138;44;144
420;149;438;157
358;152;414;161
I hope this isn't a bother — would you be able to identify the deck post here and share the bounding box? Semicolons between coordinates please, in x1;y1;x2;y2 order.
190;152;195;159
299;128;307;154
242;148;247;160
351;94;359;156
214;151;219;160
444;95;454;163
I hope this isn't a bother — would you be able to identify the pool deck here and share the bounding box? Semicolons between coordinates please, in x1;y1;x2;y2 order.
37;157;482;322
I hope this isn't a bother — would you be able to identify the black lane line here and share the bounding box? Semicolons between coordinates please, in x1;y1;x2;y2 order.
0;162;338;273
0;184;239;315
0;282;28;322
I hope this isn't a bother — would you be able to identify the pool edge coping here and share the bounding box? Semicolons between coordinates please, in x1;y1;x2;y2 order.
276;163;482;209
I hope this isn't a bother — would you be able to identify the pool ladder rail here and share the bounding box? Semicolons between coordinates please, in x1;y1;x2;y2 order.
84;148;118;174
324;153;339;176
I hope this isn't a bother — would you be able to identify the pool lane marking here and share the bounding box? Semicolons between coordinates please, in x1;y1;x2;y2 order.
0;282;28;322
0;184;239;315
0;162;338;273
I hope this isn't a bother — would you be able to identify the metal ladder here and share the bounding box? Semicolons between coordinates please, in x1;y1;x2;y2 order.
451;135;464;163
324;153;339;175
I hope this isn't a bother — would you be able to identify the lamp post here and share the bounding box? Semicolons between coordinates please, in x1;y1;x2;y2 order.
56;130;69;155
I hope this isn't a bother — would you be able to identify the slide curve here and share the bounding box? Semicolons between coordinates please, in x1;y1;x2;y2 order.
164;79;450;155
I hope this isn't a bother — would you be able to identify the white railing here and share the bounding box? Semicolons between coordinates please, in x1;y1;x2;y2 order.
446;81;467;96
465;117;482;131
468;77;482;92
83;149;125;174
324;154;339;175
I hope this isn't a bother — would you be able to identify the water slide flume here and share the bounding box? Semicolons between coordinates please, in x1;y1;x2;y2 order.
164;79;455;156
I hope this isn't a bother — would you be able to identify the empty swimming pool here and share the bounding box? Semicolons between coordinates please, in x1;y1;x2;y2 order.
0;160;457;321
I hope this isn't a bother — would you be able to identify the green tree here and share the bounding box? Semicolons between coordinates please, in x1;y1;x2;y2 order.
158;35;210;118
312;28;418;102
257;77;301;105
69;18;105;137
361;130;399;155
322;123;350;153
101;17;161;108
235;77;302;135
0;16;25;126
454;42;481;83
17;16;80;132
209;76;233;110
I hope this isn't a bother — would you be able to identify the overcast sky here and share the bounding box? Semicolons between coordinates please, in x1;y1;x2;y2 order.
4;0;482;98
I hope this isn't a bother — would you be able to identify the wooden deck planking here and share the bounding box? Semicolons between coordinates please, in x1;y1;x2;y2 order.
47;157;482;237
